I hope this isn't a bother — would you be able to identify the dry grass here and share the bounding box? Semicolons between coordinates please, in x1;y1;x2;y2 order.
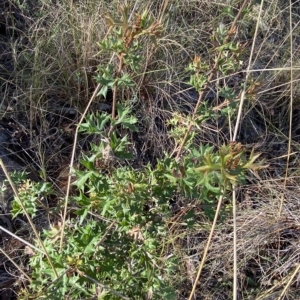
1;0;300;299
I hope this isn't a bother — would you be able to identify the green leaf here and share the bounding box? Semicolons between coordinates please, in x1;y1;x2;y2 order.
114;103;138;131
203;177;221;194
98;85;108;98
74;171;95;190
75;206;91;225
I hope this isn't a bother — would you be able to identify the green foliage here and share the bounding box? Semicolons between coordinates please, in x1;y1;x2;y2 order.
12;3;265;299
187;56;209;92
19;103;262;298
95;5;162;119
7;173;53;219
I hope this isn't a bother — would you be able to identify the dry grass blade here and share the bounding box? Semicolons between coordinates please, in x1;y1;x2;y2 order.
231;1;264;299
59;1;139;251
0;247;31;282
278;264;300;300
277;2;296;297
279;0;294;217
0;225;44;254
2;0;300;298
0;158;58;278
232;186;237;300
188;195;224;300
59;80;101;251
233;0;264;141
